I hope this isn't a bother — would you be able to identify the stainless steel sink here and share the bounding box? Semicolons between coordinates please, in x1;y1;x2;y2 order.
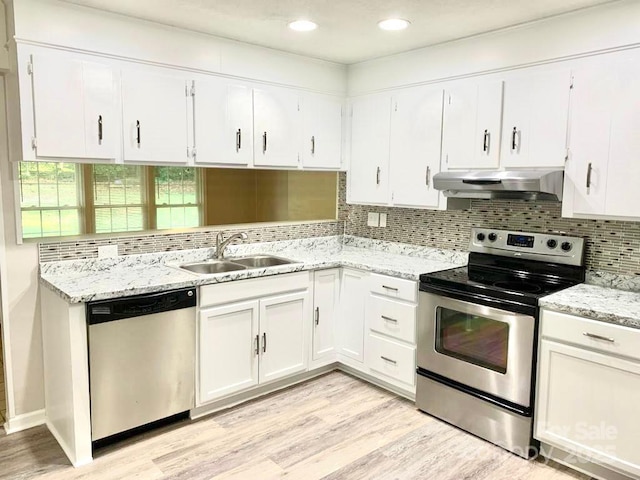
230;255;296;268
180;260;247;274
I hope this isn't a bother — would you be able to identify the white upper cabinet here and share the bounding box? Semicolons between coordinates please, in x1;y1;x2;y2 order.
301;93;343;169
29;54;116;160
443;81;503;170
121;67;191;164
348;93;391;204
501;69;571;168
193;78;254;166
253;86;301;168
390;86;444;209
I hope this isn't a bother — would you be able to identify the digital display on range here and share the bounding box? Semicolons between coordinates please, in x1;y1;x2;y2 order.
507;234;535;248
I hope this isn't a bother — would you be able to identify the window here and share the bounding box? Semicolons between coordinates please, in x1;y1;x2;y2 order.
19;162;83;238
91;165;146;233
154;167;201;230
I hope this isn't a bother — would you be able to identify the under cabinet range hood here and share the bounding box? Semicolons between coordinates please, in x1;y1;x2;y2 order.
433;169;564;201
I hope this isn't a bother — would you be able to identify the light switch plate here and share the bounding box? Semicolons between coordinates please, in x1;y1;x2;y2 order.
367;212;379;227
98;245;118;258
379;213;388;227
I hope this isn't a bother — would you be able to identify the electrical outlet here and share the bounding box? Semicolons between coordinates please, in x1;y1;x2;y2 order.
379;213;388;227
367;212;380;227
98;245;118;258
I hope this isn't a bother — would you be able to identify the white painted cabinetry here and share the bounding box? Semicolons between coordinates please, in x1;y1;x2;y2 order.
197;273;311;405
312;269;340;364
121;67;191;164
193;78;254;166
26;53;116;161
337;268;368;363
536;309;640;479
253;85;301;167
301;93;343;169
390;86;444;209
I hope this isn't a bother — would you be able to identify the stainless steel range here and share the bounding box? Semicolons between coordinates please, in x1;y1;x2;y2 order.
416;228;585;458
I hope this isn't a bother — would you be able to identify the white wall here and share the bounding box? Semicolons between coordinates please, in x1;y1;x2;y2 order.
348;0;640;94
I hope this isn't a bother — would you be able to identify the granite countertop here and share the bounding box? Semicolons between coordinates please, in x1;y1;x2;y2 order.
40;235;467;303
540;282;640;330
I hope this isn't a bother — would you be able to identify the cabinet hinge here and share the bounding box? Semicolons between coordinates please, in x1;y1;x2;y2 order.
31;137;37;149
445;154;449;164
394;102;398;112
570;76;574;89
27;61;33;75
297;103;300;112
190;81;196;96
448;94;452;105
565;148;570;162
192;148;197;159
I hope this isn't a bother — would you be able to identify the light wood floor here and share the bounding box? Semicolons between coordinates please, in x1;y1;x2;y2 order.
0;371;590;480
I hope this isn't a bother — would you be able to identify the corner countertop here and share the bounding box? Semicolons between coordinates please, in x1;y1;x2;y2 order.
40;235;467;303
540;275;640;330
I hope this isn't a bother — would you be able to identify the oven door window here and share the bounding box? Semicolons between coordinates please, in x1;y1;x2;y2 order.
435;307;509;374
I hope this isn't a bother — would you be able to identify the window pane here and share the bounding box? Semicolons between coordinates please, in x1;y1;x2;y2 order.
95;206;145;234
156;206;200;230
93;165;144;206
155;167;201;229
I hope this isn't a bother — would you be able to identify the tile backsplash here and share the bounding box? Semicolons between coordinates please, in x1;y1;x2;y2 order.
338;173;640;276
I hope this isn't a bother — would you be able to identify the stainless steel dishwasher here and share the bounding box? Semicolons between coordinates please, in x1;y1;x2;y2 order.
87;287;197;442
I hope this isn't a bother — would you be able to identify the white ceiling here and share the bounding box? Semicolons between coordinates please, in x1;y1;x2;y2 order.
61;0;617;64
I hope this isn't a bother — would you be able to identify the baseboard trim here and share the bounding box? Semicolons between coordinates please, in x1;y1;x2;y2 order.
539;442;637;480
46;420;93;467
3;409;46;434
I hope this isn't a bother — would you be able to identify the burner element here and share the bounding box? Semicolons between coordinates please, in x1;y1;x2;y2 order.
493;281;542;293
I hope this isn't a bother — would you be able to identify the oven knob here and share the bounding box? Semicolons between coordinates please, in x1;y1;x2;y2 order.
561;241;573;252
546;239;558;249
488;233;497;242
476;233;485;242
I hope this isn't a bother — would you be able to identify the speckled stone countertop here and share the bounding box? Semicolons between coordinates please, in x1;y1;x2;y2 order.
540;278;640;330
40;235;467;303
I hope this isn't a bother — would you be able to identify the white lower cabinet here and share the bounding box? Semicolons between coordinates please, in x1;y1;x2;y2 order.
312;269;340;364
197;273;310;405
337;268;368;362
536;310;640;479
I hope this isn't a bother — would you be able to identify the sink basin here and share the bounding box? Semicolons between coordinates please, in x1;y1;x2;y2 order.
180;260;247;274
230;255;297;268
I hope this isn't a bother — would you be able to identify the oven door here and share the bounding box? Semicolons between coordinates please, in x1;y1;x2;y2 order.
417;291;535;407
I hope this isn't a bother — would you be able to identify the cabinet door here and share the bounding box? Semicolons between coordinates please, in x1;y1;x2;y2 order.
565;62;613;216
312;269;340;361
121;68;190;164
301;93;343;169
390;86;443;209
194;78;253;166
348;94;391;204
501;70;571;168
536;339;640;478
473;81;503;169
30;55;115;160
337;269;367;362
604;52;640;218
199;300;259;404
259;291;309;383
253;86;300;167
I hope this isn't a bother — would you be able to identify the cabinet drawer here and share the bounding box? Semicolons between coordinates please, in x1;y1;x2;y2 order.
541;309;640;362
368;295;416;343
367;333;416;386
369;274;417;303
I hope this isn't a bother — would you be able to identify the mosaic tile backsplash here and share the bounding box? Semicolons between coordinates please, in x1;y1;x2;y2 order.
338;173;640;276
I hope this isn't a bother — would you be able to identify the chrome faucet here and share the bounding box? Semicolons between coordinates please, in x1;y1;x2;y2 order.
215;231;248;259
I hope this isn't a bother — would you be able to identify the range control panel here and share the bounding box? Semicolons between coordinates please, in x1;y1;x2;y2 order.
470;228;585;266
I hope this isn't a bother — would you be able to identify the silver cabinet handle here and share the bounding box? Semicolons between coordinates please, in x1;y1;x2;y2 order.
376;166;381;185
381;315;398;323
381;356;397;365
483;129;490;153
425;166;431;187
262;332;267;353
255;334;260;355
311;136;315;155
136;120;141;147
315;307;320;326
98;115;103;144
236;129;242;151
382;285;398;291
511;127;518;152
262;132;267;153
583;332;615;343
586;162;593;190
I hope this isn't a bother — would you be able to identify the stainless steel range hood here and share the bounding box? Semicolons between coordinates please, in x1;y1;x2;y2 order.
433;169;564;201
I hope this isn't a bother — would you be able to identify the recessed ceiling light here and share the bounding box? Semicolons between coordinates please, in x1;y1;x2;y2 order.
378;18;411;31
288;20;318;32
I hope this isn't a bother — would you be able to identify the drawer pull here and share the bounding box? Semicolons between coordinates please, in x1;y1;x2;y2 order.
381;315;398;324
583;332;615;343
382;285;398;291
380;356;397;365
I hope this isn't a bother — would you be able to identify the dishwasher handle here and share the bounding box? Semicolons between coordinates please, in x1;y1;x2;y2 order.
87;288;197;325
